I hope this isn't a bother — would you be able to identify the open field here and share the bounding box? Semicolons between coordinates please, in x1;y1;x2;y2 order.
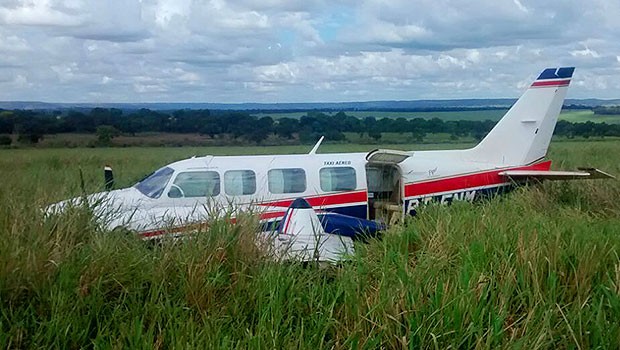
559;110;620;124
31;132;618;149
1;141;620;348
254;109;620;123
36;132;479;148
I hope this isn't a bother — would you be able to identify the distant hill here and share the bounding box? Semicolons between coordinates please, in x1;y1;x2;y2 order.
1;98;619;111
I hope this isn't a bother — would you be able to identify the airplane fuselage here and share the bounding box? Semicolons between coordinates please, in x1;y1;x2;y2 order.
95;149;549;238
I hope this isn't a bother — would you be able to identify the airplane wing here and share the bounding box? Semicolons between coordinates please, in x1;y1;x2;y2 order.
499;168;615;181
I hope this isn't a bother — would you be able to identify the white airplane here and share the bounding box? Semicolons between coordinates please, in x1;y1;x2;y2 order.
49;67;613;248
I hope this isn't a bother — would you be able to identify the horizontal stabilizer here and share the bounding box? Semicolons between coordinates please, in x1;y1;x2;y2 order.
499;168;615;180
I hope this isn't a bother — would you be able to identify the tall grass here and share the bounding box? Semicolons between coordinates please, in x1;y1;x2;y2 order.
0;141;619;348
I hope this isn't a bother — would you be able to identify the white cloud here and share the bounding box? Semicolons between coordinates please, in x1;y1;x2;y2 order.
571;47;600;58
344;21;429;44
14;74;30;87
0;0;83;27
466;49;481;64
0;0;619;102
512;0;529;13
152;0;191;28
0;33;30;51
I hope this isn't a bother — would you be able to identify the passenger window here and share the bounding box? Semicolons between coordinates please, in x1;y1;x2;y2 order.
224;170;256;195
168;171;220;198
320;167;357;192
268;168;306;194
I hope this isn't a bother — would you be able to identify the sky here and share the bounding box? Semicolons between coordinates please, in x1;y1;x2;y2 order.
0;0;619;103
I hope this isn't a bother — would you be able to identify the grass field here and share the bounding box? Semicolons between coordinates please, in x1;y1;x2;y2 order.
34;132;482;148
254;109;620;124
558;110;620;124
1;141;620;348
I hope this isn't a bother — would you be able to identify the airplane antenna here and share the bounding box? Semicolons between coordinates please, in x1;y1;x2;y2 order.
308;136;324;155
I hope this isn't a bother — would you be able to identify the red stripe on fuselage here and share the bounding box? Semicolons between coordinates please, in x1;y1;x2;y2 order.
404;161;552;198
260;211;286;220
531;79;570;87
259;190;367;208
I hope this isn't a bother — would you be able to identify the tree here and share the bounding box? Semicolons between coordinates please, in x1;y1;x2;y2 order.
0;135;11;146
64;110;96;133
411;130;425;143
0;111;14;134
199;118;223;138
275;118;299;139
96;125;120;146
15;115;44;144
368;129;382;141
246;117;273;144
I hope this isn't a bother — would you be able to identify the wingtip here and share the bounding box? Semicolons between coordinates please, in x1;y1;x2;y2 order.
577;167;616;179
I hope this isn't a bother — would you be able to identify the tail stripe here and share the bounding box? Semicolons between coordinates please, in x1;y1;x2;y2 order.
531;79;571;88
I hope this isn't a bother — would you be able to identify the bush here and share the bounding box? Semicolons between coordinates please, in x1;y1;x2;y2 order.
17;132;43;144
96;125;120;146
0;134;11;146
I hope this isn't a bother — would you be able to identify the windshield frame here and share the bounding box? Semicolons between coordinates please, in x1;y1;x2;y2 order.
134;166;175;199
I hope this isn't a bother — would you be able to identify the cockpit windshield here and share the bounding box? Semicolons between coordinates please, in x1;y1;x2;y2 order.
134;166;174;198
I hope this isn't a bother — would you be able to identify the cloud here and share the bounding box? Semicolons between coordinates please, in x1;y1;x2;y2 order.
0;0;84;27
0;0;150;42
0;32;30;52
0;0;619;102
571;47;600;58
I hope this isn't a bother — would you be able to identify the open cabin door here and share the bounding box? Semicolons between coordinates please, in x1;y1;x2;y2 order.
365;149;411;225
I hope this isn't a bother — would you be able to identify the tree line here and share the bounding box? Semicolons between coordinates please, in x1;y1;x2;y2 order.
593;106;620;115
0;108;619;146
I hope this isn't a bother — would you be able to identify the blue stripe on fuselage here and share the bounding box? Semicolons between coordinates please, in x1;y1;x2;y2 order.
404;184;517;216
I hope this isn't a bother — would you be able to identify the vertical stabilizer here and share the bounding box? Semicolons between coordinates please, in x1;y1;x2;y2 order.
469;67;574;166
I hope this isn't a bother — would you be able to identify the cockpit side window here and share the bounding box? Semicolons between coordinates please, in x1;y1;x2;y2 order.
168;171;220;198
134;166;174;199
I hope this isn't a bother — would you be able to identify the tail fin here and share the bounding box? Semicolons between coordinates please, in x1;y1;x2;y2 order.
468;67;575;166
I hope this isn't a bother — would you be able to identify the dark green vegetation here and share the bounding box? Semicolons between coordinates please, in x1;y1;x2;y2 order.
2;107;620;148
257;108;620;124
1;141;619;348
